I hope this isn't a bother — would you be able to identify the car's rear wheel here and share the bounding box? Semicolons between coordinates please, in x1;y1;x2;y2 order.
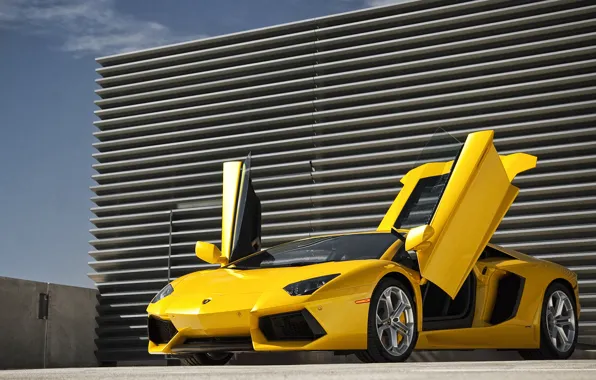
519;282;577;360
356;278;418;363
180;352;233;366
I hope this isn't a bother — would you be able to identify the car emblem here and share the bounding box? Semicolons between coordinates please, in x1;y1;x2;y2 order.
202;298;212;304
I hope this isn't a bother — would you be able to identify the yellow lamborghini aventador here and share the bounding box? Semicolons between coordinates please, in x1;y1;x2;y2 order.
146;130;579;365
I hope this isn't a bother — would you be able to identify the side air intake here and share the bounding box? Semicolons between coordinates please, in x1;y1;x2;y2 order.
490;273;525;325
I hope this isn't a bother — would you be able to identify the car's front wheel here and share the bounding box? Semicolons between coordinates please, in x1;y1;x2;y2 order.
180;352;233;366
356;278;418;363
519;282;578;360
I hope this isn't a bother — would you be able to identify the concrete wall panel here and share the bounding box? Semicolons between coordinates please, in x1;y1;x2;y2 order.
0;277;47;369
46;283;98;368
0;277;98;369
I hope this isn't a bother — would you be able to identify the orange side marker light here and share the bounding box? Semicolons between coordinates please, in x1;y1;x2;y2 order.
355;298;371;304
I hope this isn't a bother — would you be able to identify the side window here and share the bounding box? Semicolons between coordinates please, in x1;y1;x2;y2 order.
394;174;450;229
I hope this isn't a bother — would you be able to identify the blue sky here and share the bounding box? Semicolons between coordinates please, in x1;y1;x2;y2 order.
0;0;400;288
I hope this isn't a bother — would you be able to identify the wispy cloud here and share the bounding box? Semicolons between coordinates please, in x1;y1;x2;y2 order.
0;0;205;57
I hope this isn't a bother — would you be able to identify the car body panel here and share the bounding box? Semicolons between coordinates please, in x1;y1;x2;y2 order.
416;243;578;350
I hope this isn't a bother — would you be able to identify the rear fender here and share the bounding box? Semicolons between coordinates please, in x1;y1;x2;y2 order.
493;258;572;344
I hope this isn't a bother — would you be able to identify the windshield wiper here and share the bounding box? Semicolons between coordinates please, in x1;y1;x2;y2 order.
262;261;327;268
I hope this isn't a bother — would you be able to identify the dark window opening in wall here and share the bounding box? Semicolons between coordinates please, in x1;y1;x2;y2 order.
38;293;49;320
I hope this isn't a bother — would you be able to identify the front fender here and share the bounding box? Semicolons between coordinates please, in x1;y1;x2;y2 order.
309;260;424;331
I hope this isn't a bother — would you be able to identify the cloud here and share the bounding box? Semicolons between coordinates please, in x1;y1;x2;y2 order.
0;0;205;57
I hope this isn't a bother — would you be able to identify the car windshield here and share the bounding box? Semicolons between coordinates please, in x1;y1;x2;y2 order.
228;233;398;269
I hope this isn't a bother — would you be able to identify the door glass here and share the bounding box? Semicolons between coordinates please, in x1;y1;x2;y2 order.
230;153;262;262
394;129;463;229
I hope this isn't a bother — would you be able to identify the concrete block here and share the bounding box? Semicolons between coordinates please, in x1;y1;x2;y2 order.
0;276;47;369
0;277;98;369
46;283;98;368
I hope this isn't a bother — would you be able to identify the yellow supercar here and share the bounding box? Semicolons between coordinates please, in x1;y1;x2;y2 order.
147;130;579;365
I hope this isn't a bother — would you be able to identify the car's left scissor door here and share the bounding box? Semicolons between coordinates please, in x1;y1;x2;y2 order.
221;153;262;263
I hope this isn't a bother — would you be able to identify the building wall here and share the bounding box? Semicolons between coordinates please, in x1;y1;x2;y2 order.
91;0;596;363
0;277;98;369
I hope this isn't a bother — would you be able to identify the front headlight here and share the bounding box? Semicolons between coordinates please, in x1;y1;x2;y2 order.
151;284;174;304
283;274;340;296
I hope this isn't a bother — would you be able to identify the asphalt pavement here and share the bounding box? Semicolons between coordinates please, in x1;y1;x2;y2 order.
1;361;595;380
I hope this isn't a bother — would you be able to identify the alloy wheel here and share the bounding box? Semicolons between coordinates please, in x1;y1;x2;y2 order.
375;286;415;356
545;290;576;353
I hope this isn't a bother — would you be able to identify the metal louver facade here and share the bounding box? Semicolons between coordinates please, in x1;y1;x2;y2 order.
90;0;596;363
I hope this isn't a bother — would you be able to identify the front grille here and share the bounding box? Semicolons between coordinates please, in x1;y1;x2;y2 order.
147;316;177;344
258;309;326;341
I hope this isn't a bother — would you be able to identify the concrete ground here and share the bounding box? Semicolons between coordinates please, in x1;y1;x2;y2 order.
1;361;595;380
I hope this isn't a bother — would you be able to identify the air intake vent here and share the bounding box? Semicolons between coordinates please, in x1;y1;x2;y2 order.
147;316;177;344
490;273;525;325
259;309;326;341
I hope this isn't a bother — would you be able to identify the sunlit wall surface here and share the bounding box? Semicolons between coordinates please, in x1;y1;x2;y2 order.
91;0;596;363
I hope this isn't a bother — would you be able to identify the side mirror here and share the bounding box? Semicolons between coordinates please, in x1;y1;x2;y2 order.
195;241;228;266
405;225;435;251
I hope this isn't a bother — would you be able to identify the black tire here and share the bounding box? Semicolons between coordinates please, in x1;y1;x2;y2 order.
180;352;233;366
356;278;418;363
519;282;578;360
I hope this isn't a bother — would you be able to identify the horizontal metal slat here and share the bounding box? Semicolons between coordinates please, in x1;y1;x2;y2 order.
89;128;596;206
91;86;596;172
96;1;584;87
94;17;595;100
96;38;317;87
94;32;595;112
313;17;596;67
93;0;499;76
92;59;595;156
89;157;596;217
90;190;596;252
93;44;595;133
93;101;593;186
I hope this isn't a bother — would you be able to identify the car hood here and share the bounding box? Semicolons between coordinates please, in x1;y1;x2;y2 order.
148;260;379;317
173;260;369;296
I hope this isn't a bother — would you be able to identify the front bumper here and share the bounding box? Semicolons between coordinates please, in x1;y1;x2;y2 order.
147;289;371;355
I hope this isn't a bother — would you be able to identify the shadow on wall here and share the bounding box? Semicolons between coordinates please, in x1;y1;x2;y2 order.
0;276;98;370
